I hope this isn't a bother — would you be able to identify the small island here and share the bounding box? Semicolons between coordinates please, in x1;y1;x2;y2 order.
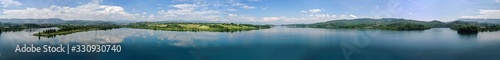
127;22;272;32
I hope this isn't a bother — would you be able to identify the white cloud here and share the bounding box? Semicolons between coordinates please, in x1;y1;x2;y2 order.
155;3;358;24
156;3;220;20
0;0;22;7
350;14;358;18
260;7;268;10
309;9;322;13
148;14;155;20
219;13;360;24
262;17;283;22
241;5;255;9
223;13;359;24
301;8;323;13
225;14;257;22
171;4;198;10
0;0;137;20
231;2;255;9
228;14;237;16
496;0;500;2
300;11;308;13
227;9;238;11
0;0;358;24
0;0;260;22
152;1;258;21
461;9;500;19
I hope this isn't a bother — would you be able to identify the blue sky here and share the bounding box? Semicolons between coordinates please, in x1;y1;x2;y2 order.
0;0;499;24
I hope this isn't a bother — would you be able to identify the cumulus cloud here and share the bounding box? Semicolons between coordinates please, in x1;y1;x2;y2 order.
148;14;155;20
227;9;238;11
309;9;322;13
228;14;237;16
0;0;259;22
224;13;359;24
230;2;255;9
262;17;284;22
224;14;258;22
350;14;358;18
0;0;22;7
0;0;137;20
0;0;357;24
156;3;220;20
461;9;500;19
301;9;323;13
152;1;259;21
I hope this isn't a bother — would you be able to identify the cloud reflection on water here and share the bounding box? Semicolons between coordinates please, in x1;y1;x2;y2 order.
1;27;500;48
0;28;222;47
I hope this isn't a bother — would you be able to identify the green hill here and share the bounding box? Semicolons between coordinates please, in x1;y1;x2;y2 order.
285;18;500;32
286;18;439;30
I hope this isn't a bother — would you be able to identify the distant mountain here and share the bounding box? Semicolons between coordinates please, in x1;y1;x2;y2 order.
286;18;447;28
0;18;64;24
313;18;433;25
456;18;500;24
110;20;142;24
286;18;500;32
61;20;117;25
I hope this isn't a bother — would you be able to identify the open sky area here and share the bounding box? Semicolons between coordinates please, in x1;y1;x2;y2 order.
0;0;499;24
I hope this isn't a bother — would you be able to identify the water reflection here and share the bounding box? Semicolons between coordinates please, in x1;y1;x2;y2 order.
1;27;500;60
458;32;478;41
2;27;497;48
457;31;479;35
1;28;224;47
455;30;479;48
24;28;40;32
0;28;126;45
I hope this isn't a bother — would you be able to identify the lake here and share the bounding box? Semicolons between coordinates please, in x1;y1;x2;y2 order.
1;26;500;60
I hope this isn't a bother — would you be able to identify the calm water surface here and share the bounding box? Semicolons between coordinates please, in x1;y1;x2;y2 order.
1;27;500;60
